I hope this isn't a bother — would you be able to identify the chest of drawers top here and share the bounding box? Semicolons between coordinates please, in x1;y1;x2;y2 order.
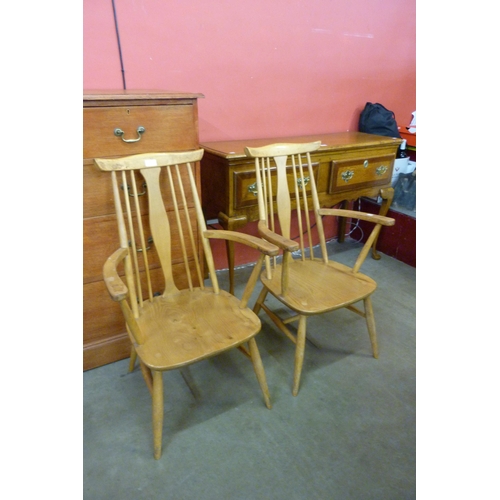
84;90;204;105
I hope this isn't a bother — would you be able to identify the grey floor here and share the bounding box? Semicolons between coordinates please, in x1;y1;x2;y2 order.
83;239;416;500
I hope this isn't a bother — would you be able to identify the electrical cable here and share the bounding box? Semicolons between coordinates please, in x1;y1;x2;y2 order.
111;0;126;89
207;200;366;252
345;198;364;243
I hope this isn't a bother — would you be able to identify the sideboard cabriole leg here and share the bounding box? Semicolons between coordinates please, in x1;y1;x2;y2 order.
371;187;394;260
337;200;349;243
218;212;247;295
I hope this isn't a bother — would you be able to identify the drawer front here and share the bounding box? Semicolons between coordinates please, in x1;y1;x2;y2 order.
83;104;198;158
329;154;395;194
83;159;115;218
84;264;200;344
84;159;199;218
234;162;319;211
84;211;200;284
84;279;124;344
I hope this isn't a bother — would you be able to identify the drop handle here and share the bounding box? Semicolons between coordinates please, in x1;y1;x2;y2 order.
114;126;146;143
121;182;147;197
129;236;153;252
341;170;354;182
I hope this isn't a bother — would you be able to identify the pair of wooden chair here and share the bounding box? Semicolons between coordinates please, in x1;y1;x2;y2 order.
94;142;394;459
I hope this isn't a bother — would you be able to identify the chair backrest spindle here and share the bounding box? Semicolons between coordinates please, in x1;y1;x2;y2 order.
122;170;150;305
187;159;218;293
166;164;193;291
129;170;153;302
178;163;204;289
111;170;140;317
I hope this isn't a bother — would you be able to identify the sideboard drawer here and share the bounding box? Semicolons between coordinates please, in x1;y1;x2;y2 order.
234;162;320;211
329;154;395;194
83;104;198;158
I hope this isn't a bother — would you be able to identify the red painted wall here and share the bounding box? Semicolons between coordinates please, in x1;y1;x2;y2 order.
83;0;416;142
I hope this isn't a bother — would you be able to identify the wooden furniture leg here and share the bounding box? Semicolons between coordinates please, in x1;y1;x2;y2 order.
371;187;394;260
336;200;349;243
253;286;268;315
218;212;247;294
292;315;307;396
128;346;137;372
248;338;272;409
140;361;154;395
364;296;379;358
152;370;164;460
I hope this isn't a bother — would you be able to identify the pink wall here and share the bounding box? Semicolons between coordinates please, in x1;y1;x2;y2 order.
83;0;415;143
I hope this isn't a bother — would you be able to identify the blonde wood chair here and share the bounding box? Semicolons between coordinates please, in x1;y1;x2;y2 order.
94;150;278;459
244;141;395;396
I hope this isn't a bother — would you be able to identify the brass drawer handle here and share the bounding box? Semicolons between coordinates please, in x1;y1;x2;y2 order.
297;176;310;188
121;182;147;197
247;177;310;196
248;182;260;196
114;126;146;143
129;236;153;252
376;165;388;176
341;170;354;182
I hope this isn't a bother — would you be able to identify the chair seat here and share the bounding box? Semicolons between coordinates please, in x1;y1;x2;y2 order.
135;288;261;370
261;259;377;315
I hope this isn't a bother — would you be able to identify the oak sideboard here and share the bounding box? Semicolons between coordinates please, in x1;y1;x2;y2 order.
200;132;402;293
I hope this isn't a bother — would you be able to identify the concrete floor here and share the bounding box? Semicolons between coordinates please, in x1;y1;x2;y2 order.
83;239;416;499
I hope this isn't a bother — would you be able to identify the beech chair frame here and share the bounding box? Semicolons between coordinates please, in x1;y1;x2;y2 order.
245;141;395;396
94;150;278;459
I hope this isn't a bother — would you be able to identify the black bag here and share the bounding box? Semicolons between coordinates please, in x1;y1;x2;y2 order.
358;102;401;139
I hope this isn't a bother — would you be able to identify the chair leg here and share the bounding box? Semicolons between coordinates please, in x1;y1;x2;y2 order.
128;346;137;372
152;370;164;460
248;338;272;409
253;286;269;315
292;315;307;396
364;296;379;359
140;361;154;396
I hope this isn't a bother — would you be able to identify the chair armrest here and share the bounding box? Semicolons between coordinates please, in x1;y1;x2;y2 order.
203;229;279;257
318;208;395;227
319;209;395;274
103;248;129;301
257;220;299;252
